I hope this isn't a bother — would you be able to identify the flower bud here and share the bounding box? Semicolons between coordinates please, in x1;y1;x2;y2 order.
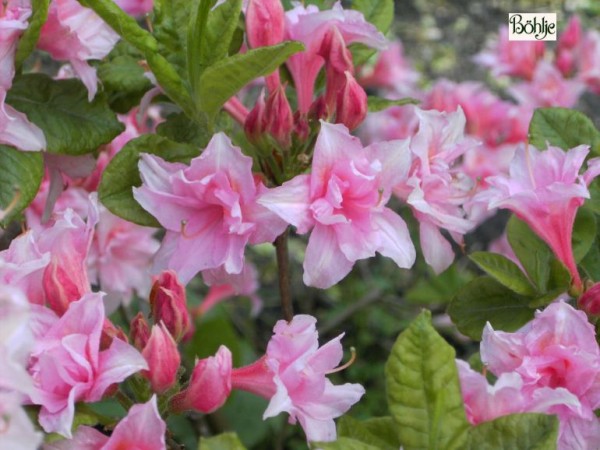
244;92;267;145
130;312;150;350
579;282;600;316
264;85;293;148
335;71;368;131
319;26;354;111
43;256;89;316
142;323;181;394
170;346;232;414
149;270;191;342
101;319;129;351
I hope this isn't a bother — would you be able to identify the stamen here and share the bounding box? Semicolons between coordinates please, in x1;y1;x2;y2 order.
326;347;357;374
0;191;21;221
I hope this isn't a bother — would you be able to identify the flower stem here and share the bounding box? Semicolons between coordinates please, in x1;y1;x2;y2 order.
275;228;293;322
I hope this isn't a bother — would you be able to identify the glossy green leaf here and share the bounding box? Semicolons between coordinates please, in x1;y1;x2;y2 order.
156;112;211;147
469;251;536;296
15;0;49;67
314;438;380;450
338;416;400;450
0;146;43;226
199;432;247;450
98;134;199;227
528;107;600;154
367;96;420;112
573;206;597;262
385;310;469;450
197;41;304;120
352;0;394;33
6;74;124;155
467;413;558;450
448;276;534;340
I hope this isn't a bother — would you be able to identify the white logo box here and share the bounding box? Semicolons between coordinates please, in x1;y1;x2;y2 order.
508;13;557;41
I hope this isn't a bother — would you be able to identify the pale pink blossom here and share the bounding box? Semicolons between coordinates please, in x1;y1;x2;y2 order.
133;133;287;284
357;104;419;144
260;121;415;288
28;293;147;437
45;395;167;450
114;0;153;17
394;108;477;273
0;0;46;150
482;144;600;289
37;0;120;100
578;30;600;94
474;26;545;80
556;16;582;77
0;391;43;450
284;1;386;113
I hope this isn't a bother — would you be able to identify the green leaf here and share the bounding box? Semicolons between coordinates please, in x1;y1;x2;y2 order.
405;264;473;305
0;146;43;225
185;308;242;366
448;276;534;340
97;54;153;113
587;179;600;214
367;96;420;112
314;438;380;450
197;41;304;120
467;413;558;450
6;74;124;155
76;0;158;54
528;107;600;154
385;310;469;450
187;0;212;87
469;251;536;296
573;207;597;262
506;216;552;293
352;0;394;33
338;416;400;450
15;0;49;68
98;134;199;226
199;432;247;450
156;112;211;147
581;235;600;280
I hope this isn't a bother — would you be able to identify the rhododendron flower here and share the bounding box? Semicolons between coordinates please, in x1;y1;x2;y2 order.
28;293;147;437
474;26;545;80
393;108;478;273
37;0;120;99
0;391;43;450
260;121;415;288
0;0;46;151
475;301;600;449
46;395;166;450
284;2;386;113
133;133;287;284
483;144;600;289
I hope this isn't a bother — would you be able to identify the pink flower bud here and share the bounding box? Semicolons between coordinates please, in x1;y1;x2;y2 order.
579;282;600;316
170;346;232;414
335;72;368;131
142;323;181;394
43;256;89;316
319;26;354;111
130;312;151;350
244;91;267;144
100;319;129;351
149;270;191;342
265;85;293;148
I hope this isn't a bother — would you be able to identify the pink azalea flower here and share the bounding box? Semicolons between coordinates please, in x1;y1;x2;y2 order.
393;108;478;273
0;0;46;150
28;293;148;437
259;121;415;288
0;391;43;450
284;1;386;113
474;26;545;80
357;103;420;144
133;132;287;284
578;30;600;94
479;301;600;449
45;395;167;450
114;0;153;17
37;0;120;100
483;144;600;290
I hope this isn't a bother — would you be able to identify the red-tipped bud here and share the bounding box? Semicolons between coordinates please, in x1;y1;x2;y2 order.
308;95;330;122
244;91;267;144
579;282;600;316
335;71;368;131
142;323;181;394
149;270;191;342
265;85;293;148
319;26;354;111
101;319;129;351
130;312;151;350
43;256;89;316
170;346;232;414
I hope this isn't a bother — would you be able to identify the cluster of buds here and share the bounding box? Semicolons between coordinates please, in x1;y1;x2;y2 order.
130;270;192;394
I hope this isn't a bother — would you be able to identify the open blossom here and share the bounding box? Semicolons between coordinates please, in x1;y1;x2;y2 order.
37;0;120;100
260;121;415;288
133;133;287;284
0;0;46;150
45;395;166;450
0;391;43;450
28;293;147;437
476;301;600;449
482;144;600;290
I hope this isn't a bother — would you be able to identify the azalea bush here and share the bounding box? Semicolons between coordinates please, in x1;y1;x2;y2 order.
3;0;600;449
